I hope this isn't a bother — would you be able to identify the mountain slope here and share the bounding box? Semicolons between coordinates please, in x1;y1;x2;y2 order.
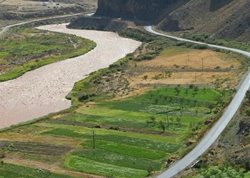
95;0;188;23
95;0;250;42
159;0;250;42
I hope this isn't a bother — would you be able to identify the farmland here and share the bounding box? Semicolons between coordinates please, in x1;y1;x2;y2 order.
0;163;71;178
186;92;250;178
0;29;248;177
0;86;232;177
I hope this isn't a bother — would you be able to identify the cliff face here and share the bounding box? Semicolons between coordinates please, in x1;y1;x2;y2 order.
95;0;250;42
158;0;250;42
95;0;188;23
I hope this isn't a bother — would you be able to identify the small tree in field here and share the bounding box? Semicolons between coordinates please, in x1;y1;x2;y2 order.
208;104;214;113
92;131;96;149
246;110;250;116
147;116;156;127
246;91;250;102
175;86;180;96
147;165;154;176
159;121;166;133
176;116;181;127
143;75;148;80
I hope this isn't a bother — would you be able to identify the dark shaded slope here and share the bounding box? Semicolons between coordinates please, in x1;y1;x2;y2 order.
158;0;250;42
95;0;188;24
85;0;250;42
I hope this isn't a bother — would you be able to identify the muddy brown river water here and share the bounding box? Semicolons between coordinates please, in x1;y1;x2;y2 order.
0;23;141;129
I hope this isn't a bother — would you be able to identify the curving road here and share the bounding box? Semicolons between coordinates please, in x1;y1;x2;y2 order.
145;26;250;178
0;13;85;37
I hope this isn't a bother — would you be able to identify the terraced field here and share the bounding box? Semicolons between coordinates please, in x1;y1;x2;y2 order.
0;28;248;177
0;86;231;177
0;163;71;178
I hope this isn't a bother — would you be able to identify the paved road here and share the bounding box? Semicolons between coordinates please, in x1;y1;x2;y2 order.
145;26;250;178
0;13;85;37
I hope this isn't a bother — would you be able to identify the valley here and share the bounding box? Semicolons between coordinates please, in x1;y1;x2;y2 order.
0;25;249;177
0;0;250;178
0;24;140;129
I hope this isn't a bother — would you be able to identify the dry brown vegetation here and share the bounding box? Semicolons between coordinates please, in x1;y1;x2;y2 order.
123;48;244;98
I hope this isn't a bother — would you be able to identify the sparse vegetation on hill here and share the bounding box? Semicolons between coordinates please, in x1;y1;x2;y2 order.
193;166;248;178
187;33;250;52
184;92;250;178
95;0;250;43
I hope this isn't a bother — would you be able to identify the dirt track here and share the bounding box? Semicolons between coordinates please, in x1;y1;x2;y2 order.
0;24;141;129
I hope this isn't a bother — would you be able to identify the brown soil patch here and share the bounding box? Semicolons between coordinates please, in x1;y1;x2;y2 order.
127;48;242;92
142;49;240;69
0;134;81;147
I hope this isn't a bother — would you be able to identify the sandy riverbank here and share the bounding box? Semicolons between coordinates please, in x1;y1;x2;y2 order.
0;23;141;129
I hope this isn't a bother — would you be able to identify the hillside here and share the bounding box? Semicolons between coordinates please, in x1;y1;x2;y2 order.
0;0;97;28
95;0;188;24
159;0;250;42
95;0;250;42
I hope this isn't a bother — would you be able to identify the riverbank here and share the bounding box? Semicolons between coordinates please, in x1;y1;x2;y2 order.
0;23;141;129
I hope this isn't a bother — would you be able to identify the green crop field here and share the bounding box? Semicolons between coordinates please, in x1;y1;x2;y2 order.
0;163;71;178
0;86;232;178
0;27;244;178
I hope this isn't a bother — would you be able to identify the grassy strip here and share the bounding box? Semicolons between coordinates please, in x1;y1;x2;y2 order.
0;163;71;178
64;155;148;178
71;148;162;170
188;33;250;52
0;28;96;81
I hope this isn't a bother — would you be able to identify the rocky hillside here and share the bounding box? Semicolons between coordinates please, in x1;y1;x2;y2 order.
159;0;250;42
95;0;188;23
95;0;250;42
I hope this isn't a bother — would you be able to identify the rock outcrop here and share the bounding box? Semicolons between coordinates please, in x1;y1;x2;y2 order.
95;0;250;42
95;0;188;24
159;0;250;42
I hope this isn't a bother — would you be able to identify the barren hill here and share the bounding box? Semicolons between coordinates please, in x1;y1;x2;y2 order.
95;0;250;42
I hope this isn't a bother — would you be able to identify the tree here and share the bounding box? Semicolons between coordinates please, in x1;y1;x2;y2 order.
245;160;250;171
246;91;250;102
189;84;194;89
169;117;174;128
159;121;166;133
147;116;156;126
164;70;172;78
175;85;180;95
245;110;250;117
166;116;170;128
176;116;181;127
208;104;214;113
147;165;154;176
92;131;96;149
143;75;148;80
